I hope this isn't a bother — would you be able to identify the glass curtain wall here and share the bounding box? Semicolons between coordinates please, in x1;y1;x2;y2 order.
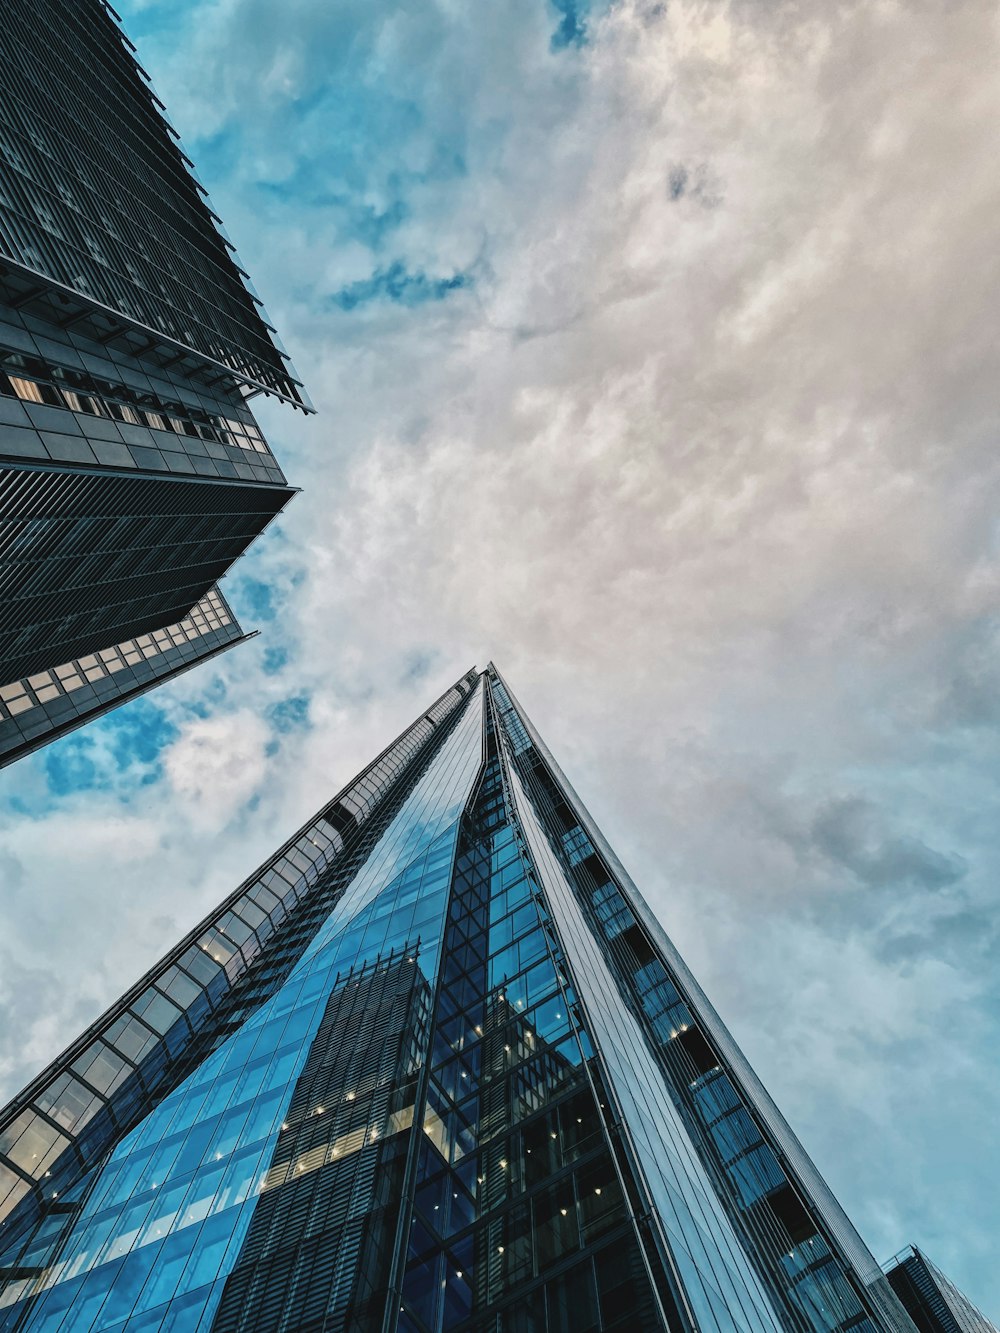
0;666;931;1333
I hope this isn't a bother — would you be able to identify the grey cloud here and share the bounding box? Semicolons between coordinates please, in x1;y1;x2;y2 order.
933;622;1000;729
667;162;724;208
668;163;688;199
0;948;102;1096
877;903;999;968
810;796;967;890
0;849;24;893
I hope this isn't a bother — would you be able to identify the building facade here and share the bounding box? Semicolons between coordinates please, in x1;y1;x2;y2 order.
882;1248;998;1333
0;0;309;767
0;665;951;1332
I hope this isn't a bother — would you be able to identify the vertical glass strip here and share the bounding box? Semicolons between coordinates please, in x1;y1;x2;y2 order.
500;737;784;1333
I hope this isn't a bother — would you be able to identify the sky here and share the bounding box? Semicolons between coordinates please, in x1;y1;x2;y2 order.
1;0;998;1314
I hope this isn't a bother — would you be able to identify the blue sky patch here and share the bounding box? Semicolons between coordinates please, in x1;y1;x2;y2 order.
44;738;104;799
42;700;178;799
268;694;311;732
106;701;179;773
330;262;472;312
235;576;279;623
551;0;589;48
262;645;290;675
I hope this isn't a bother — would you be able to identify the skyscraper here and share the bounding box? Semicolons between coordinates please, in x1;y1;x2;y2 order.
882;1248;998;1333
0;0;309;768
0;664;951;1332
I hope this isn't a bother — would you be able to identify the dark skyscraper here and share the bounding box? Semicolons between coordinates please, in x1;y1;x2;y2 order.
882;1248;998;1333
0;0;309;768
0;665;958;1332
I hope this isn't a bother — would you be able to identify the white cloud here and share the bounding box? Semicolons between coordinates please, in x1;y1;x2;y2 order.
162;710;271;828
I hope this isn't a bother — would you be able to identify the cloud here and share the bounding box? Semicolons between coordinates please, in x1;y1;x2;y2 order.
0;951;76;1099
809;796;966;890
1;0;999;1312
162;710;272;827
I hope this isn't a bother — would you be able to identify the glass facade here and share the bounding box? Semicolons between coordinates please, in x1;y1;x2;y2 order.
0;0;307;407
0;461;290;686
0;0;307;762
0;585;249;769
0;349;286;482
882;1249;998;1333
0;667;932;1331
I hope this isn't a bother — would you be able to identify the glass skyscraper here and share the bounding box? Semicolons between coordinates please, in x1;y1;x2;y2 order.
882;1248;998;1333
0;0;309;768
0;665;939;1332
